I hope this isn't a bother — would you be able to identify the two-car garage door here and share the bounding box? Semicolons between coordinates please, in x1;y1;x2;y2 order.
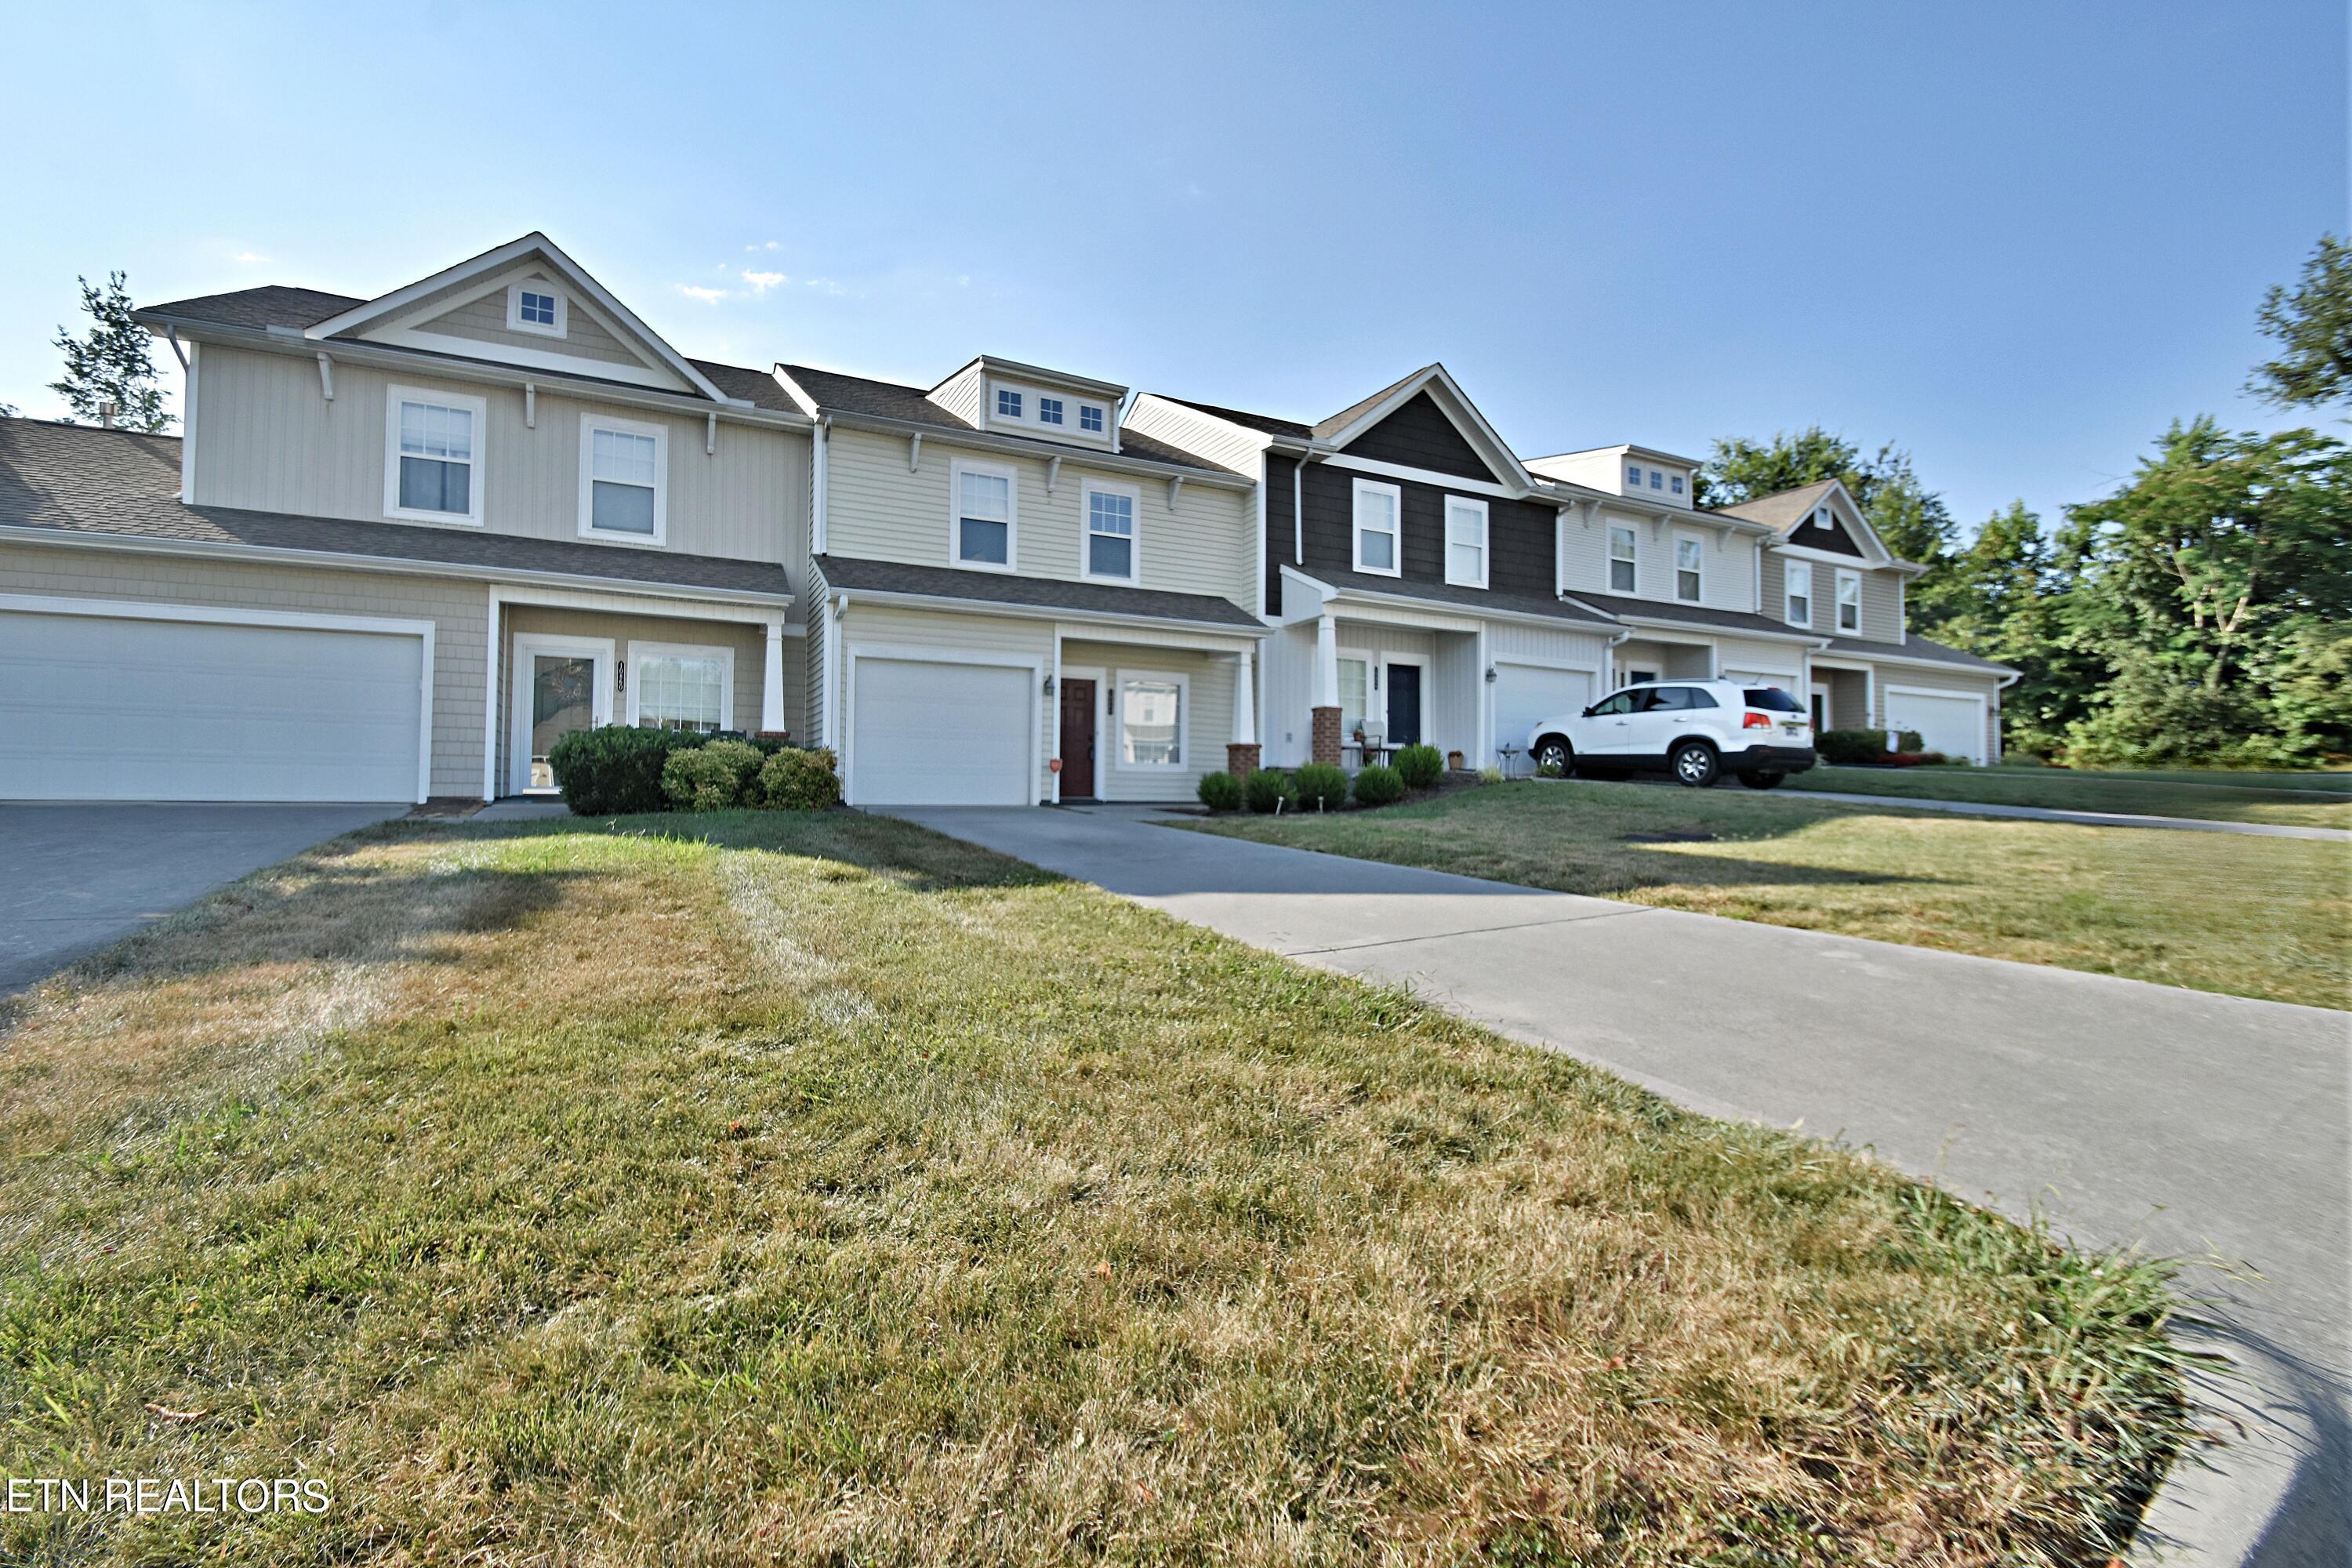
0;601;428;801
848;655;1035;806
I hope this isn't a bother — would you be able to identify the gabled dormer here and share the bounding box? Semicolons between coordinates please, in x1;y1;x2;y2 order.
925;356;1125;452
1524;445;1698;507
1719;479;1920;642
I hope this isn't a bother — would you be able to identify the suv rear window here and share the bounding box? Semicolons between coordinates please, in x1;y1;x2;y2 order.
1744;688;1803;712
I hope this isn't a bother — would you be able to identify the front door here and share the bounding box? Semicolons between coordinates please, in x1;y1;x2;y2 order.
510;635;613;793
1810;682;1831;734
1058;677;1098;800
1385;664;1421;748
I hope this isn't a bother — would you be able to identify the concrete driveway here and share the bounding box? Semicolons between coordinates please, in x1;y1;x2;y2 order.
0;802;408;995
884;804;2350;1567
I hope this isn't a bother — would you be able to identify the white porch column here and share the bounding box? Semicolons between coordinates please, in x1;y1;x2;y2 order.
1232;649;1257;743
1315;615;1338;708
761;617;787;732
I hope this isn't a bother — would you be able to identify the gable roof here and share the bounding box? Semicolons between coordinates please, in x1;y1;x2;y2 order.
1719;477;1904;567
1715;477;1842;532
1312;364;1536;490
775;364;1221;474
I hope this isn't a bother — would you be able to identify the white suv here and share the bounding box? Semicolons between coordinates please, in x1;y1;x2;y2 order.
1525;680;1817;789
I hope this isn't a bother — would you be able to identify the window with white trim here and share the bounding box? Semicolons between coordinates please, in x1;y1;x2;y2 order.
385;386;485;524
1116;672;1185;768
1607;523;1637;592
1443;495;1488;588
1836;568;1861;633
1785;560;1813;626
630;643;734;733
1650;470;1664;491
1038;397;1063;425
1083;481;1138;583
506;281;566;337
1675;534;1703;602
1079;404;1104;433
996;389;1022;418
1670;474;1684;495
953;459;1017;568
1626;463;1642;488
1352;478;1401;576
579;414;667;541
1337;655;1371;736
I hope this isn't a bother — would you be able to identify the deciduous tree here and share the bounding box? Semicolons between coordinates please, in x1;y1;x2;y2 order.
2251;234;2352;408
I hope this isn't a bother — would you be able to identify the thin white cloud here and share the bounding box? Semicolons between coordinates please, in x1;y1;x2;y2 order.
743;240;782;252
677;285;728;303
234;251;270;263
804;278;845;296
742;270;787;292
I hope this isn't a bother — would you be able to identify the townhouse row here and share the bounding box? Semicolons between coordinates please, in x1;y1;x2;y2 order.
0;234;2013;807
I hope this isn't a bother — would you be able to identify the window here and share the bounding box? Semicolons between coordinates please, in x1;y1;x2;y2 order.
996;389;1022;419
1337;656;1371;735
1039;397;1063;426
1650;470;1664;491
1083;482;1138;583
1785;560;1813;626
1670;474;1684;495
1627;669;1658;685
579;415;666;541
1443;496;1488;588
1117;673;1185;768
1626;464;1642;488
630;644;734;733
1675;534;1703;602
1352;477;1401;576
384;387;485;523
1836;569;1861;633
953;460;1017;568
1592;690;1639;716
1744;687;1805;713
1079;404;1104;433
1608;524;1637;592
505;281;566;336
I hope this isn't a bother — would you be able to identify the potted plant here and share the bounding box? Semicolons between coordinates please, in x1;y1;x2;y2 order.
1446;750;1465;771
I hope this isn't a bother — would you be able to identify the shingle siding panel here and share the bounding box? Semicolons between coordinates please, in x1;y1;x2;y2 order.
1341;392;1499;482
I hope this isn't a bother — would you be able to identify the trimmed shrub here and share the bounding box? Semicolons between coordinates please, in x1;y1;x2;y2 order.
1394;743;1444;789
1294;762;1349;811
663;738;764;811
1244;768;1297;815
1196;771;1243;812
1896;729;1925;753
757;746;841;811
1351;763;1404;808
1477;765;1504;786
547;724;706;815
1817;728;1894;766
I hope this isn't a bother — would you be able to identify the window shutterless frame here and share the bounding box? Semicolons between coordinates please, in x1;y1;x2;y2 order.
1351;477;1403;578
506;281;567;337
1607;523;1638;593
1835;568;1862;633
1080;477;1141;585
948;456;1020;572
383;384;487;524
626;640;736;732
1443;495;1489;589
1112;669;1189;771
1673;531;1704;603
1784;560;1813;627
576;411;669;544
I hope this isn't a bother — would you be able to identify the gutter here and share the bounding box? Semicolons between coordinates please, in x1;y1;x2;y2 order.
818;408;1254;489
828;583;1268;641
1282;565;1618;636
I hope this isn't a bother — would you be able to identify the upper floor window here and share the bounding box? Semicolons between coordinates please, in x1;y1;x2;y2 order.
1083;482;1138;583
996;389;1022;419
1836;568;1862;633
1674;534;1703;602
384;386;485;524
1785;560;1813;626
1650;470;1664;491
1039;397;1064;426
1352;478;1401;576
1079;405;1105;433
506;282;566;337
1607;523;1637;592
1443;496;1488;589
580;415;666;542
1670;474;1684;495
1625;464;1642;488
953;459;1017;570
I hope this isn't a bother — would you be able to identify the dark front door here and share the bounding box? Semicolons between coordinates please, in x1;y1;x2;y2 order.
1058;678;1098;799
1386;664;1421;748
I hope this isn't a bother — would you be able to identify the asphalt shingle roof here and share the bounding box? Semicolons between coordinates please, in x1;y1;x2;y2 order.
0;419;792;599
1149;395;1313;441
1562;589;1823;639
1716;478;1842;532
1820;632;2013;673
779;365;1218;472
1295;567;1617;629
812;554;1259;629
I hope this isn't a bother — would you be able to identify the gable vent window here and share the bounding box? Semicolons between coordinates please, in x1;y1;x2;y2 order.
996;389;1022;419
1038;397;1063;426
506;282;566;336
1608;523;1637;592
1079;404;1104;433
518;291;557;326
586;422;664;539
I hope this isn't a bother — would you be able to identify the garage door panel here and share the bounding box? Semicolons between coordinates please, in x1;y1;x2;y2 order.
851;657;1033;806
0;610;423;801
1886;689;1985;764
1494;666;1593;750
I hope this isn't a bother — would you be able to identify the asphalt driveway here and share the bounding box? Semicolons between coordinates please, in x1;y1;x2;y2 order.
884;804;2350;1567
0;802;408;995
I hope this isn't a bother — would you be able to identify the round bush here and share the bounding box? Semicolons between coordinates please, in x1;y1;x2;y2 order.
1244;768;1298;815
757;746;842;811
1394;744;1444;789
662;738;764;811
1196;771;1243;812
547;725;706;815
1294;761;1348;811
1351;763;1404;808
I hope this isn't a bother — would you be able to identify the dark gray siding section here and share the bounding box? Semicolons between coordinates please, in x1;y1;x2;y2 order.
1300;464;1556;600
1786;514;1864;556
1265;454;1298;615
1341;392;1500;481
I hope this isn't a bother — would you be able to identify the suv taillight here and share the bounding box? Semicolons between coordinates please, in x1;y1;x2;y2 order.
1742;712;1773;730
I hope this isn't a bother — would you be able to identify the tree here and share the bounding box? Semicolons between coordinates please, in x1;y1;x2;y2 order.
2251;234;2352;408
1930;502;2101;754
49;271;171;431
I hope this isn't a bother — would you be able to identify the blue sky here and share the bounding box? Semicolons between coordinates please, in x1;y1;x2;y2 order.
3;1;2341;533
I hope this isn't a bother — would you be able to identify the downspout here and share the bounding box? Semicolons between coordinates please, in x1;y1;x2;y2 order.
811;416;831;557
1292;447;1308;564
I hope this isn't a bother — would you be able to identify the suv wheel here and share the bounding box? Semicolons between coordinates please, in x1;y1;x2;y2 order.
1669;739;1719;788
1738;771;1786;790
1533;735;1573;777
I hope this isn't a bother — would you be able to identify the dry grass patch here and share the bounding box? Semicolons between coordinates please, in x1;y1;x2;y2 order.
0;811;2187;1565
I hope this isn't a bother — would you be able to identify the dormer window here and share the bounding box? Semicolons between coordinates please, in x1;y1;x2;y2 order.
1670;474;1684;495
506;282;566;337
1650;470;1664;491
996;390;1022;419
1626;464;1642;488
1079;405;1104;434
1038;397;1063;426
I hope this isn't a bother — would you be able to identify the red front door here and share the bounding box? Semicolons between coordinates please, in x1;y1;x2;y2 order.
1058;678;1098;800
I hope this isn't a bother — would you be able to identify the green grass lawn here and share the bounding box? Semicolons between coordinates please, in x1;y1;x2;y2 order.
1785;763;2352;829
0;811;2186;1565
1189;782;2349;1009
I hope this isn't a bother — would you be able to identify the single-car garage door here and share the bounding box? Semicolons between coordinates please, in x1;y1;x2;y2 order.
1885;688;1987;764
1494;664;1594;753
0;601;426;802
849;655;1034;805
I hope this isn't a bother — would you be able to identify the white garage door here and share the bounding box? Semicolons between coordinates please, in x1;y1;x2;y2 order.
850;656;1033;805
1494;664;1594;751
1722;669;1798;693
1886;688;1987;763
0;605;426;802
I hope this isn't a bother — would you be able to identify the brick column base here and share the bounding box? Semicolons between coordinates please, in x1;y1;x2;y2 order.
1225;742;1261;780
1310;706;1342;767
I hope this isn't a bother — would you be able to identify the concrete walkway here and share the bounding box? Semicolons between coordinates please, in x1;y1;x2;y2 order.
1782;786;2349;841
884;804;2351;1567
